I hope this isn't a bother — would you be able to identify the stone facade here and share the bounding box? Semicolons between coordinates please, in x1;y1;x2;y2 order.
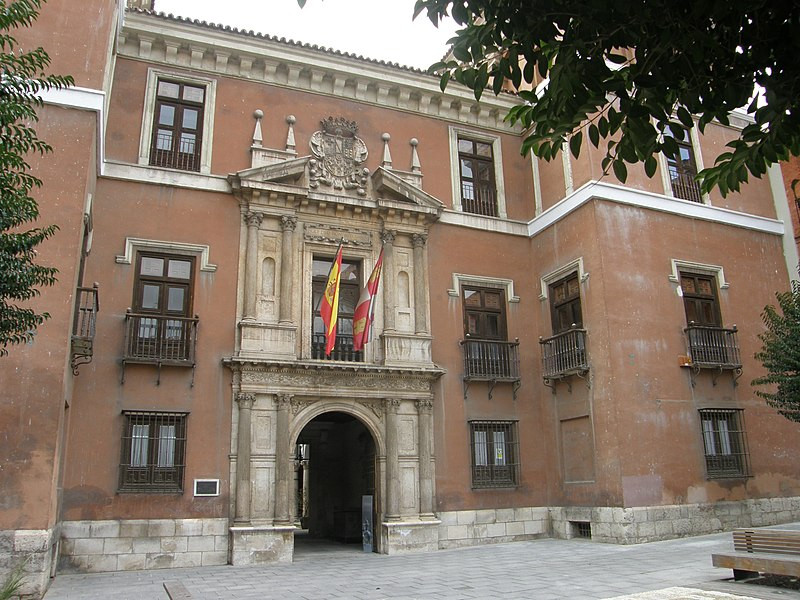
437;507;550;549
0;529;55;600
58;519;228;573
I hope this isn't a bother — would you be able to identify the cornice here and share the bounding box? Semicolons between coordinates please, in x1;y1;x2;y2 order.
119;11;522;134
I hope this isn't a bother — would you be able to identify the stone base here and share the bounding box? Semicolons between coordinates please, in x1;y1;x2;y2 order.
437;507;549;549
230;525;294;565
550;496;800;544
0;528;55;600
381;519;440;554
58;518;228;573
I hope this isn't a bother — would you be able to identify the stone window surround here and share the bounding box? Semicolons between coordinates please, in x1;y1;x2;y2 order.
115;237;217;272
448;273;519;304
138;68;217;175
448;126;508;219
668;259;729;292
539;257;589;301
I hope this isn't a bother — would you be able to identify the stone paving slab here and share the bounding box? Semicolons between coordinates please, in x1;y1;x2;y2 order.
43;526;800;600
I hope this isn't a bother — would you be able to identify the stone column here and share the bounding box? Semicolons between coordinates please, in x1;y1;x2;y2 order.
381;231;396;332
234;392;255;525
385;398;401;520
412;233;428;334
274;393;292;525
416;398;434;518
243;211;263;320
278;215;296;324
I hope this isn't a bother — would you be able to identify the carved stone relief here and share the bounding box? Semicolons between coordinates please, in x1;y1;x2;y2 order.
304;223;371;247
308;116;369;196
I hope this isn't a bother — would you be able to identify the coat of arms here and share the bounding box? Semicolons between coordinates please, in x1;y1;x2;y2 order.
309;117;369;196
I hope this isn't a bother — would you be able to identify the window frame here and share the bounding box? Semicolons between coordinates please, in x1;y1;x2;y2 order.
679;270;721;327
310;253;363;361
448;126;507;218
462;285;508;341
658;127;709;204
119;411;188;493
549;272;583;334
138;69;216;174
698;408;750;479
469;420;519;489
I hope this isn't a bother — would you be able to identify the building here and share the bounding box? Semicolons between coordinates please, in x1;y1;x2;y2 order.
2;1;800;597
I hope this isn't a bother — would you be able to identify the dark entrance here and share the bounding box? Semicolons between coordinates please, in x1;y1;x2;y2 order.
294;411;376;552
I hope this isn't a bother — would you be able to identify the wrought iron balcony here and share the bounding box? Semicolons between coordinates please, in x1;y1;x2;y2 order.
461;181;498;217
122;312;198;385
311;330;363;362
460;338;520;399
539;327;589;389
70;284;99;375
671;173;703;203
684;323;742;385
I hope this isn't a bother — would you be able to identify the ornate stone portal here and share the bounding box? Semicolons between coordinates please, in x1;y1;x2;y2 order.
226;114;444;564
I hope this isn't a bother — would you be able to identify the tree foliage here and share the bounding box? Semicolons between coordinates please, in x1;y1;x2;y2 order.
752;278;800;424
0;0;72;355
414;0;800;195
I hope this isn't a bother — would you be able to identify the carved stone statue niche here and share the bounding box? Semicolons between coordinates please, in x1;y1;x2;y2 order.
309;116;369;196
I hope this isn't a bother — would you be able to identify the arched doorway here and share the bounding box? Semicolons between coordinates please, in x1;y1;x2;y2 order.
294;411;377;553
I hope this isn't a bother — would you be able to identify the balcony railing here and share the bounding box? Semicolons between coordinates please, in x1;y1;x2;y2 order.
311;330;363;362
671;173;703;203
150;133;200;172
685;324;742;370
461;182;498;217
123;312;198;365
460;338;520;400
539;327;589;385
70;284;99;375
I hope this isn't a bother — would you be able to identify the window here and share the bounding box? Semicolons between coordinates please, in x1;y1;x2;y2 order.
311;255;361;361
469;421;519;488
119;411;187;492
150;79;205;171
667;131;703;203
549;273;583;334
463;286;507;340
458;137;497;216
698;409;750;478
125;252;196;362
448;127;507;218
680;272;720;326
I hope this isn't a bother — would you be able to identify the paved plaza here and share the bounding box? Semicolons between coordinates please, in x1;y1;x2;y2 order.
43;529;799;600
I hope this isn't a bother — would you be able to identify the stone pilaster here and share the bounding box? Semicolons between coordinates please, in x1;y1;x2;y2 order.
234;392;255;525
278;216;296;324
242;211;263;320
412;233;428;334
416;398;434;518
384;398;401;520
274;394;292;524
381;230;396;332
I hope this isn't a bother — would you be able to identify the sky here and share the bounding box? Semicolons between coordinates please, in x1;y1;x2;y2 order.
154;0;458;70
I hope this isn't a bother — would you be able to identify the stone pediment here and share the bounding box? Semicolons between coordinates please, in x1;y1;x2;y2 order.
229;156;310;189
371;167;443;214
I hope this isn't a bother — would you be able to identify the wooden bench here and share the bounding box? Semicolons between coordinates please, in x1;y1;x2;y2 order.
712;528;800;580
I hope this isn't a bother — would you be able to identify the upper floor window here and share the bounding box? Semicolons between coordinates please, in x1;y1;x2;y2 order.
463;286;507;340
119;411;188;493
124;252;198;364
667;131;703;203
680;272;720;326
448;127;507;218
311;255;362;361
139;69;216;174
549;273;583;334
150;80;205;172
458;137;497;217
698;409;750;479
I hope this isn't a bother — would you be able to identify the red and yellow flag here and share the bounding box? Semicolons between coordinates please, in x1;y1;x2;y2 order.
352;248;384;352
320;244;343;357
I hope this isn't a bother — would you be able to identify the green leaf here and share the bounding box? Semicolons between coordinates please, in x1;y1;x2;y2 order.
569;130;583;159
644;156;658;177
588;124;600;147
612;160;628;182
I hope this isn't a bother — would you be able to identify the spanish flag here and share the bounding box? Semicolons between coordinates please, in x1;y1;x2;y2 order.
352;248;384;352
319;243;343;357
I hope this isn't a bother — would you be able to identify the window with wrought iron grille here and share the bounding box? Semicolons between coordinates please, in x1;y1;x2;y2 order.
698;409;750;479
469;421;519;488
119;411;187;493
667;131;703;203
